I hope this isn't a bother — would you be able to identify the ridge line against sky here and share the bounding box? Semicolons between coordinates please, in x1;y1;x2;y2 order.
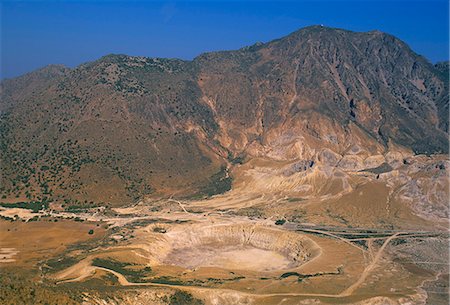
1;0;449;79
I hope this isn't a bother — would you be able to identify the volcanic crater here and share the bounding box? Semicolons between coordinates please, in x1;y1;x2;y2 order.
155;224;321;273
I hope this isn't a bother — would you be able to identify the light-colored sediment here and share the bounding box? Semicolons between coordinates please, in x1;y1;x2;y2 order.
156;223;320;272
0;247;18;263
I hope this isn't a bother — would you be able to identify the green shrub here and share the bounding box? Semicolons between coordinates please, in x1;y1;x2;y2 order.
275;219;286;225
169;290;203;305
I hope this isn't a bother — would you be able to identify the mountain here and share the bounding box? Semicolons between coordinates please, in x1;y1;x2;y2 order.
1;26;448;207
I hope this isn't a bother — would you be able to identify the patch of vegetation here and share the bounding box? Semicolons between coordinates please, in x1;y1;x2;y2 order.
91;258;152;283
280;272;303;279
150;276;207;286
44;256;81;273
286;197;304;202
124;218;158;228
0;270;80;304
352;240;368;249
227;152;245;165
235;207;263;218
0;199;50;213
275;219;286;225
287;209;307;223
338;233;390;239
149;276;185;286
193;166;232;198
280;268;342;282
153;227;167;233
325;209;349;225
391;238;408;246
0;215;15;221
100;272;120;285
169;290;204;305
205;276;245;284
28;216;40;222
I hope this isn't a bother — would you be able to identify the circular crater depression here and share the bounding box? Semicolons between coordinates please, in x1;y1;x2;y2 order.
154;224;321;272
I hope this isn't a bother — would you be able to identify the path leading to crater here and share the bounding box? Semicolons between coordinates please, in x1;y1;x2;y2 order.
338;232;401;297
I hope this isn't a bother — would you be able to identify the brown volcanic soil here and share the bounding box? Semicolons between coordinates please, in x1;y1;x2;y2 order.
0;219;106;266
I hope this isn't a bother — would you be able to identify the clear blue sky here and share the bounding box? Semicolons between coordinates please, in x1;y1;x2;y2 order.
1;0;449;79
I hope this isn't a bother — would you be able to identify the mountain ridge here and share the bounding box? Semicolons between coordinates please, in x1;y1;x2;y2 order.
6;25;446;80
1;25;448;206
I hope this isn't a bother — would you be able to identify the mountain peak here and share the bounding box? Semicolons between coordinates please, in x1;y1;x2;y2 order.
290;24;354;35
284;25;400;42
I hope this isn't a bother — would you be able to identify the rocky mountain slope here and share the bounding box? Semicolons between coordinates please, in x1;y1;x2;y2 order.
1;26;448;207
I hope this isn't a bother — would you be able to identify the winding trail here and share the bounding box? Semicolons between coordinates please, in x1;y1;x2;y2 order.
297;228;369;253
168;198;189;214
338;232;402;297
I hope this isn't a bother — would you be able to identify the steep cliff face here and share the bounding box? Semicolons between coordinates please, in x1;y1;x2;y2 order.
0;26;448;205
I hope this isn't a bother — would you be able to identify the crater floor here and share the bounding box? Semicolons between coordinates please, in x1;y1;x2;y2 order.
165;245;292;272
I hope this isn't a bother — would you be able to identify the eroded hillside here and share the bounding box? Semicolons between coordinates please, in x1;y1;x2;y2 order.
1;26;448;210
